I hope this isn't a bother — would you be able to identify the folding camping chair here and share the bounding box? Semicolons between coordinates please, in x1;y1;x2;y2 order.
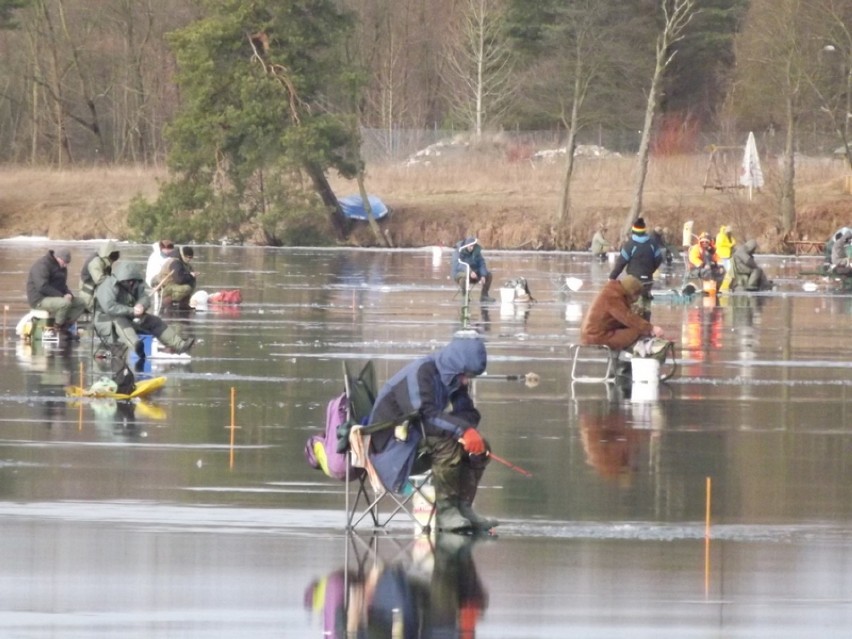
343;361;436;534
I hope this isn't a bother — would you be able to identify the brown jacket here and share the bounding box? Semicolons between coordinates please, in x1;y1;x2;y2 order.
580;280;653;350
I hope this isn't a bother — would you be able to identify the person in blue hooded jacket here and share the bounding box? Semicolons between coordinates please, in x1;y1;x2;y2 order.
367;337;497;532
451;237;494;302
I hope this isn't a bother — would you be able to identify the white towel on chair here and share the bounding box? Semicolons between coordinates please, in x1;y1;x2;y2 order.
349;427;384;494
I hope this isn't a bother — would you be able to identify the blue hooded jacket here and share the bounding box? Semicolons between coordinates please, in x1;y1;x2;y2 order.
367;338;487;491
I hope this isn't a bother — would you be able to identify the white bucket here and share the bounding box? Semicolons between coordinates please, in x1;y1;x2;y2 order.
631;357;660;384
499;287;515;303
412;483;435;531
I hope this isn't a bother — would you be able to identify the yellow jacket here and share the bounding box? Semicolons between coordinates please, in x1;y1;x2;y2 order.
715;226;736;259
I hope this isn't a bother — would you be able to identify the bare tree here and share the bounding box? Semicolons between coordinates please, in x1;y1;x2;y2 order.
623;0;697;235
804;0;852;170
442;0;516;137
733;0;819;234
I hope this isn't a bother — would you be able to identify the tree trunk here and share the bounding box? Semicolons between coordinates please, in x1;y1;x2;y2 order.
356;171;391;247
304;161;349;240
780;94;796;233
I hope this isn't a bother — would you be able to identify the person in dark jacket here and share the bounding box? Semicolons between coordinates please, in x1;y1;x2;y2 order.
25;247;87;334
731;240;772;291
367;337;496;532
451;237;494;302
158;245;198;309
95;261;195;360
580;275;665;350
78;240;120;311
608;218;663;319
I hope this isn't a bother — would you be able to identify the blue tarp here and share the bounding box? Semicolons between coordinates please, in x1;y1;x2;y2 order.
338;194;388;221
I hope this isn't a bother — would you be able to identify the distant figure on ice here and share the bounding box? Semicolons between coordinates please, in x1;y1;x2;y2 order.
715;224;736;272
609;217;664;320
26;247;86;339
145;239;175;287
731;240;773;291
451;237;494;302
590;223;610;262
78;240;120;311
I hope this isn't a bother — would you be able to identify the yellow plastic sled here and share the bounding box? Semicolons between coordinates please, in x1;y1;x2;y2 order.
65;376;167;400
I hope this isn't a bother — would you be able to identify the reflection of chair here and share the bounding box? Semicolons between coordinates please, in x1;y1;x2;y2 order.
343;361;435;534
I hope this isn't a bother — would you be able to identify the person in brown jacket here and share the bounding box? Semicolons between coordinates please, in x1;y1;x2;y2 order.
580;275;665;350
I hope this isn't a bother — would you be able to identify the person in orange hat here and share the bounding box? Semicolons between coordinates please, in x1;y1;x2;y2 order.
688;232;725;286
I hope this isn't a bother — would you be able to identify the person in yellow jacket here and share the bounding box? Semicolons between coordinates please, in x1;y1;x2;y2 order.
715;225;736;271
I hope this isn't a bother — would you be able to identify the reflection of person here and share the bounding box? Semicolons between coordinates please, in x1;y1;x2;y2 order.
590;223;610;261
26;247;87;337
580;275;665;350
367;337;496;532
731;240;772;291
430;536;488;636
78;240;120;311
578;409;642;484
451;237;494;302
609;217;663;319
159;245;198;309
145;240;175;287
95;261;195;360
688;232;725;285
305;535;489;639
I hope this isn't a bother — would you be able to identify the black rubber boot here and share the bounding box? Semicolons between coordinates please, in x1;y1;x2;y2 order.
458;502;498;530
436;498;473;532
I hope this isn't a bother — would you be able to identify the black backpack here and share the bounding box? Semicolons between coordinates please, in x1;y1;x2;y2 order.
113;365;136;395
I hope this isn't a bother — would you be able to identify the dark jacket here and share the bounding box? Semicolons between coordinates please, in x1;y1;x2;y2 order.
164;254;196;287
26;250;72;306
451;238;489;280
609;234;663;283
368;338;487;491
732;240;759;276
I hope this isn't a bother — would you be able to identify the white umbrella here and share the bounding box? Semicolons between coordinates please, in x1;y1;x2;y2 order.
739;131;764;200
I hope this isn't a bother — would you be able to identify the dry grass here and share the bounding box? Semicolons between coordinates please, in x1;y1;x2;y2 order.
2;155;849;249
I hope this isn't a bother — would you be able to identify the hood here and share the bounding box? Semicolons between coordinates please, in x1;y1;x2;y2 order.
456;237;478;252
112;261;145;282
98;240;118;258
431;338;487;391
744;239;758;254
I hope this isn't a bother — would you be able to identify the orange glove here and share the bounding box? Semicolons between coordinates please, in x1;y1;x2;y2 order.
460;428;485;455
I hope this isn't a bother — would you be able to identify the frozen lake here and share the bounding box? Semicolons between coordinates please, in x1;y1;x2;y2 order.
1;240;851;638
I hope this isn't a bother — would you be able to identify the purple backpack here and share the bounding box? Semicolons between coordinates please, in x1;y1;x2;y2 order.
304;392;357;481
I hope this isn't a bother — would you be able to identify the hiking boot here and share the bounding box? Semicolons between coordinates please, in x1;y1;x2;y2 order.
458;502;498;530
436;499;473;532
479;294;495;303
177;337;195;354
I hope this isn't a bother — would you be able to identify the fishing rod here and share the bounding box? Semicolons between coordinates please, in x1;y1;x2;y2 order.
478;372;540;388
488;452;533;478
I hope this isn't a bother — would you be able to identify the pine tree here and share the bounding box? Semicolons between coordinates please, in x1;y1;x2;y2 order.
129;0;361;244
